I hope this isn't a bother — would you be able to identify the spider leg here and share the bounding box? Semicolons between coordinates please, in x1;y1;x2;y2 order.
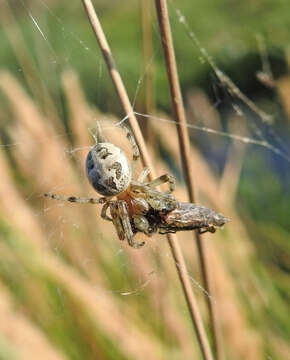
118;201;145;249
43;192;105;204
198;226;216;234
137;167;151;183
121;125;140;178
101;202;113;221
110;202;125;241
145;174;176;193
133;215;156;237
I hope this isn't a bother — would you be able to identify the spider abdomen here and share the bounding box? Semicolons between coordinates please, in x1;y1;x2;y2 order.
86;142;132;196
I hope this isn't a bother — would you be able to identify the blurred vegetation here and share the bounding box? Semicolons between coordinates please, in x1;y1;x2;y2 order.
0;0;289;359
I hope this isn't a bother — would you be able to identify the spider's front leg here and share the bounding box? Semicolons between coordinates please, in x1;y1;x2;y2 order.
144;174;176;193
43;192;106;204
118;201;145;249
110;202;126;241
101;201;113;221
121;125;140;177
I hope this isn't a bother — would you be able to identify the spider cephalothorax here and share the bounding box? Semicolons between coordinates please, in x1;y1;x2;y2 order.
44;123;228;248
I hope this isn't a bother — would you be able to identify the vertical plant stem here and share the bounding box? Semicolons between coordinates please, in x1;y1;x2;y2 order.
168;235;214;360
81;0;153;172
141;0;155;115
155;1;222;359
140;0;155;145
81;1;212;359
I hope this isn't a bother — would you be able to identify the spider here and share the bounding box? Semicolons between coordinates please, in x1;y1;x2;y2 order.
44;124;228;248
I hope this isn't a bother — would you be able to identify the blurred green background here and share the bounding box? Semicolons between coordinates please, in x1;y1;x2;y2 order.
0;0;289;359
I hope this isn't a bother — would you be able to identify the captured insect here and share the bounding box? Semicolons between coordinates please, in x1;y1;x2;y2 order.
44;123;228;248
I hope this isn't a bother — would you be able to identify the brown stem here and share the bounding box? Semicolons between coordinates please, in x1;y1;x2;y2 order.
141;0;155;115
81;0;153;172
81;0;212;358
155;1;221;359
168;235;214;360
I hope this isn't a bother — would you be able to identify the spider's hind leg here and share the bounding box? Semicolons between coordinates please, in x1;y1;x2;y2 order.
101;202;113;221
198;226;216;234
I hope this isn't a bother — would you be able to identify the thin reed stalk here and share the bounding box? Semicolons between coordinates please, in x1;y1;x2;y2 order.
141;0;155;115
155;1;221;359
80;1;212;358
140;0;155;145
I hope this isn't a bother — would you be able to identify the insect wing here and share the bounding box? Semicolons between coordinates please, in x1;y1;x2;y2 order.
163;202;228;230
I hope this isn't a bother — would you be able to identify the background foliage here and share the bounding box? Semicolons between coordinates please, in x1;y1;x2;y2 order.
0;0;289;359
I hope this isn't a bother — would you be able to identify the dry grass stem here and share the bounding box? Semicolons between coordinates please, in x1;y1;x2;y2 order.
80;0;211;356
2;2;62;130
81;0;153;172
0;283;65;360
141;0;155;115
155;1;219;359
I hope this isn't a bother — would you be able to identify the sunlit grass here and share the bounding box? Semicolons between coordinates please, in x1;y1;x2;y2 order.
0;1;289;359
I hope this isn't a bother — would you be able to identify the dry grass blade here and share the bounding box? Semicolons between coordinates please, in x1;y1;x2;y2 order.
80;0;211;357
2;2;61;130
155;1;218;359
141;0;155;116
0;282;65;360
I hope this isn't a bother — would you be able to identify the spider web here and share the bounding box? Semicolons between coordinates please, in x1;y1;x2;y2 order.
0;1;289;358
